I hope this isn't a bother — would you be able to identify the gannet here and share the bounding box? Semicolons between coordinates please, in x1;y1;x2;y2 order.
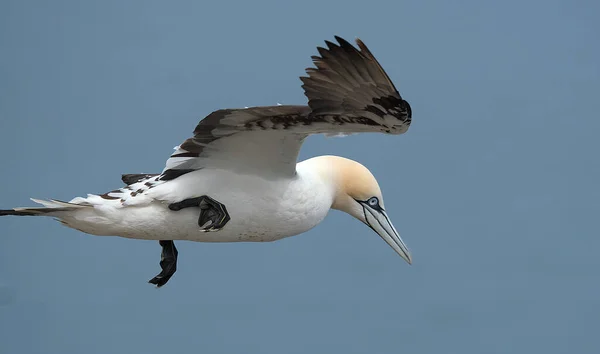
1;36;413;287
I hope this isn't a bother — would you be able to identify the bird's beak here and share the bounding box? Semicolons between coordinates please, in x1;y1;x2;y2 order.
363;206;412;264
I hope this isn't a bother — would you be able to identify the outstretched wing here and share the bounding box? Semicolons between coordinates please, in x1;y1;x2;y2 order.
301;36;412;130
161;105;312;179
159;36;412;180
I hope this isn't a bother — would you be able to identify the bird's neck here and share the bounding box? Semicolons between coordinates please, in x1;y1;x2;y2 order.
296;156;347;211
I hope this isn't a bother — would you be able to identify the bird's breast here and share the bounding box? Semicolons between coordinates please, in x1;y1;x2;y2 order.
146;168;335;242
221;173;333;242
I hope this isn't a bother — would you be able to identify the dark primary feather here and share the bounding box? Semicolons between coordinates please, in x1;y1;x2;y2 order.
300;36;412;124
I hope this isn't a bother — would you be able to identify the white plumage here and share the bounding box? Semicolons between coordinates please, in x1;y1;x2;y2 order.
1;36;414;286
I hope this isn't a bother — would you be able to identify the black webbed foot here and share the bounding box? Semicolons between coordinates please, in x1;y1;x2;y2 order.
197;196;231;231
168;195;230;231
148;240;178;287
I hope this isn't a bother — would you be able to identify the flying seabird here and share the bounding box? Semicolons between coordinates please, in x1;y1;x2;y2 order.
1;36;414;287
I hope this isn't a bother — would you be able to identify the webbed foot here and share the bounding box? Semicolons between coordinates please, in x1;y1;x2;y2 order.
148;240;178;287
168;195;230;231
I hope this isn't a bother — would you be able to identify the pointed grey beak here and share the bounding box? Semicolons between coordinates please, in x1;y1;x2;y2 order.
362;206;412;264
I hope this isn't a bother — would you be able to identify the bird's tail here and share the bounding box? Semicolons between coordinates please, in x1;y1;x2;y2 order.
0;198;90;217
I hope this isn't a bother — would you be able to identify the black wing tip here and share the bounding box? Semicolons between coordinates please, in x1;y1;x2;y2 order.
333;34;358;43
332;35;369;53
299;35;376;78
301;35;358;79
313;35;368;61
323;39;338;50
333;35;355;50
322;36;359;53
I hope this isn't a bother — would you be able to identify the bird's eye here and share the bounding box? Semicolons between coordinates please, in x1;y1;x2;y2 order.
368;197;379;207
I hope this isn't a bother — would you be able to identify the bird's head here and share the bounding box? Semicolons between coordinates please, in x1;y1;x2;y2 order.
314;156;413;264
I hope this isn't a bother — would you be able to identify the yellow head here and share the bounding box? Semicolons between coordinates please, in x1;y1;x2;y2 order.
310;155;412;264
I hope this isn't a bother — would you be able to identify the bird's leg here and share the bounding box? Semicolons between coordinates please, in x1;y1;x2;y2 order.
168;195;230;231
148;240;178;287
168;197;204;211
150;197;228;287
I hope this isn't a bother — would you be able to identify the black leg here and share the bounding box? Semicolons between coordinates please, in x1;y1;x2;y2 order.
168;197;203;211
148;240;178;287
150;196;229;287
168;195;230;231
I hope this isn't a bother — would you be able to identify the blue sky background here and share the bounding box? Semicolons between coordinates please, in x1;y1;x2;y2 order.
1;0;599;353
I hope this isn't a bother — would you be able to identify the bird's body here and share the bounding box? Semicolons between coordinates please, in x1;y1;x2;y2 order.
1;36;415;286
53;156;336;243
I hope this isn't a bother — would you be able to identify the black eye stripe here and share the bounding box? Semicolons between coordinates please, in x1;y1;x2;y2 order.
355;197;383;212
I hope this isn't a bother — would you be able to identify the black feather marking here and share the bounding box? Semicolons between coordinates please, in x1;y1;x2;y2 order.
364;105;386;117
0;209;29;216
100;190;122;200
171;152;200;158
0;207;75;216
159;169;196;181
121;174;159;185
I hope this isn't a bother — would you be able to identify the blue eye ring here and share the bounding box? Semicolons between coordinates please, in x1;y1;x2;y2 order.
367;197;379;207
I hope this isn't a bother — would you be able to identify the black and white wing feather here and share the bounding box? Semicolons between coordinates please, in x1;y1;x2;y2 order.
301;36;412;131
157;36;412;180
